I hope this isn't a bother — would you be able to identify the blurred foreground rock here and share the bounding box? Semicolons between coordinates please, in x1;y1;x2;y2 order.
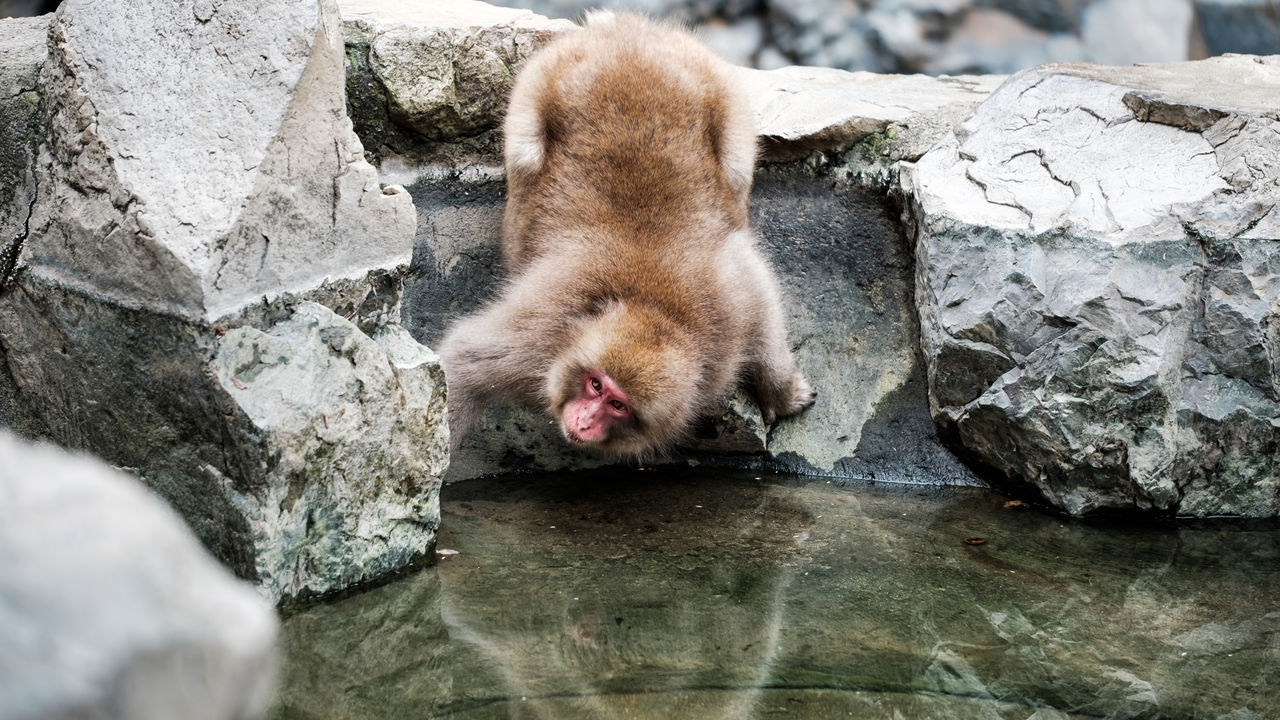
0;432;277;720
0;0;446;603
905;55;1280;517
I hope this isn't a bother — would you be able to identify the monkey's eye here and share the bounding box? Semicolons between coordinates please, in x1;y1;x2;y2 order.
590;377;602;394
610;399;626;411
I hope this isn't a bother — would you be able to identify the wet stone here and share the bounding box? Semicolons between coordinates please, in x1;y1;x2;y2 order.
270;470;1280;720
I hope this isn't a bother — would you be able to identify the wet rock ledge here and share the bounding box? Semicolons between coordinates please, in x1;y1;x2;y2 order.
0;0;1277;620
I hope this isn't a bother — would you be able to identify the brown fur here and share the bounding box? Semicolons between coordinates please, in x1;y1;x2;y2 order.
440;13;814;458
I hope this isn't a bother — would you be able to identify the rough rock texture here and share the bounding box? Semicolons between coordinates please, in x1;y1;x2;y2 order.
745;66;1003;157
0;0;447;603
742;65;1004;187
340;0;574;169
26;0;414;322
212;303;447;600
905;55;1280;517
0;17;48;441
0;432;277;720
0;16;45;286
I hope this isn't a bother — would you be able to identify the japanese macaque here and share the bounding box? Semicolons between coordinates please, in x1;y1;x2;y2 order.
439;12;815;458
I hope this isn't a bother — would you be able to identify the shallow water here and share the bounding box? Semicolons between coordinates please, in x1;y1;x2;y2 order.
270;470;1280;720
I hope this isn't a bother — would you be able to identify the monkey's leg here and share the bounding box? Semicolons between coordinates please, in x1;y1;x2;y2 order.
734;243;817;424
750;316;817;425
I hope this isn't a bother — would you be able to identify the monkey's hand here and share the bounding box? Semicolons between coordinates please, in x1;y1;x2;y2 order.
759;373;817;425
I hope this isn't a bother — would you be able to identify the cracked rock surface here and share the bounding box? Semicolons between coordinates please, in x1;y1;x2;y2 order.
905;55;1280;517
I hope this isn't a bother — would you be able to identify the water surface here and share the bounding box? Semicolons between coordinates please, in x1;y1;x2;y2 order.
271;470;1280;719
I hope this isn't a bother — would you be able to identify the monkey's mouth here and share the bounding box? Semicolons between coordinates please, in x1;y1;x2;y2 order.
565;429;584;445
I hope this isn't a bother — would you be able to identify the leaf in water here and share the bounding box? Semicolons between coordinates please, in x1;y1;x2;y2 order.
437;548;460;557
963;537;987;546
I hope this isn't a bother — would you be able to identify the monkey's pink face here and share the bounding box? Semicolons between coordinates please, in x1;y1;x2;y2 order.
562;370;633;445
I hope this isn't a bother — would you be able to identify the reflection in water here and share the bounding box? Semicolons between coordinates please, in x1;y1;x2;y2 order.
270;470;1280;720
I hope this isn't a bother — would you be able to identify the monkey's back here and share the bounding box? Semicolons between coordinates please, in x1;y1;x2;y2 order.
501;13;757;271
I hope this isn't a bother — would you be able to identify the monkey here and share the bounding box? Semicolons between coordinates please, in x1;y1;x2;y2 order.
439;12;815;459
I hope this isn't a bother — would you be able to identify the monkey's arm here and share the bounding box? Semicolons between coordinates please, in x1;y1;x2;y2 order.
727;235;817;424
439;295;552;452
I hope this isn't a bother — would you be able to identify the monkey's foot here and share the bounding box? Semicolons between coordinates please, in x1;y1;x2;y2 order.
760;374;817;425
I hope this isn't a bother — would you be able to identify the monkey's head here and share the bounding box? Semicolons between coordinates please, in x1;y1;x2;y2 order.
546;303;700;458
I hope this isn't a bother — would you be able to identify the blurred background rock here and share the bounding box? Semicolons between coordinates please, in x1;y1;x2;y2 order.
6;0;1276;74
498;0;1276;74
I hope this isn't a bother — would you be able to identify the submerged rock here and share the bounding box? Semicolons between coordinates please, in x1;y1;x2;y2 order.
905;55;1280;517
0;432;277;720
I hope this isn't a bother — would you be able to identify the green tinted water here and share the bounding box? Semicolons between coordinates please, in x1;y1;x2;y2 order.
270;470;1280;719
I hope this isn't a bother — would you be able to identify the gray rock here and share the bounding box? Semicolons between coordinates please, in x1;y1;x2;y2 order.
1195;0;1280;57
0;17;47;441
0;0;447;603
0;16;45;286
1;276;447;603
0;432;277;720
340;0;574;166
741;65;1004;163
25;0;413;322
211;303;447;601
905;55;1280;517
